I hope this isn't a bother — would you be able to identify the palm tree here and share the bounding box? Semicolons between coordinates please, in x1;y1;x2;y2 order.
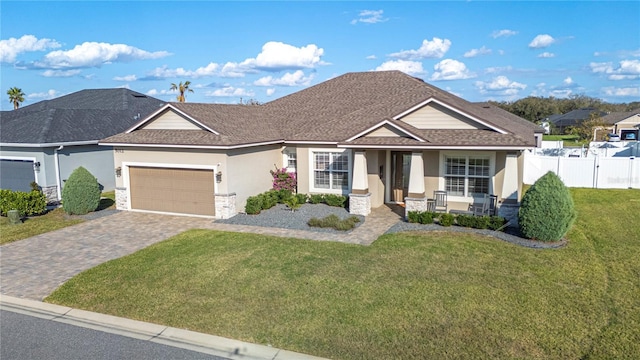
169;81;194;102
7;87;25;110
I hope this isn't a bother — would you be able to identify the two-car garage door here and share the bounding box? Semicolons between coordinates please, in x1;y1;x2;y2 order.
129;166;215;217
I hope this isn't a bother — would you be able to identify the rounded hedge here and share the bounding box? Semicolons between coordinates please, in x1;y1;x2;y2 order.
518;171;576;242
62;166;101;215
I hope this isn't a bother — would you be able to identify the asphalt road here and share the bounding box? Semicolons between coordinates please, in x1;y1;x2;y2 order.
0;310;229;360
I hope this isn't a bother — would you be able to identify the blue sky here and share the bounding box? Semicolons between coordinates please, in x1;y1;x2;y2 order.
1;1;639;109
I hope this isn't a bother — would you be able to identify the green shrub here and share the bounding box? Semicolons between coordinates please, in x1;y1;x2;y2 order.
260;192;278;210
456;214;475;228
474;216;491;229
418;211;434;224
283;196;302;212
439;213;455;227
324;194;347;208
0;189;47;216
308;214;360;231
518;171;577;242
272;189;293;203
309;194;325;204
61;167;101;215
488;216;507;231
407;211;420;223
294;193;308;205
245;196;263;214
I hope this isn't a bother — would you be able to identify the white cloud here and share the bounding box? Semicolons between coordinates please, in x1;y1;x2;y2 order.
41;69;81;77
528;34;555;49
244;41;326;70
266;88;276;96
113;74;137;81
549;89;573;98
27;89;61;100
590;59;640;80
142;42;326;80
117;84;131;89
464;46;492;58
430;59;475;81
351;10;387;24
475;76;527;96
146;88;175;96
374;60;425;76
485;65;513;74
491;29;518;39
254;70;314;87
33;42;170;69
563;77;573;85
366;55;377;60
205;86;255;97
538;52;555;58
602;86;639;97
0;35;61;63
389;37;451;60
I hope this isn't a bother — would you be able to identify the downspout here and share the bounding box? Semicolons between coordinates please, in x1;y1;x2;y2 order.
54;145;64;200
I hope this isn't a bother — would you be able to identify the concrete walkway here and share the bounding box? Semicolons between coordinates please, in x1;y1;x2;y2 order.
1;206;402;300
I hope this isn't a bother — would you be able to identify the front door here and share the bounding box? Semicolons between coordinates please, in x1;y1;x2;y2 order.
391;152;411;202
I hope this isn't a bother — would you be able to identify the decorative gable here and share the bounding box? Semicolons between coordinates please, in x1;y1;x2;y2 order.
142;109;203;130
364;124;409;138
399;102;489;130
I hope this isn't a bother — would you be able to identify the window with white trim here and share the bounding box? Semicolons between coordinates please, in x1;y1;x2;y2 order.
444;155;490;197
283;148;297;173
313;151;349;191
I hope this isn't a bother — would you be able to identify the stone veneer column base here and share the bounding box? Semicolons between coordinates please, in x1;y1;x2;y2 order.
498;201;520;228
215;193;237;219
115;187;128;210
349;193;371;216
41;185;58;204
404;197;428;219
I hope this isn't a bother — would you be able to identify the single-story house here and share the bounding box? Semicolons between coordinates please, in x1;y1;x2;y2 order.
601;109;640;140
101;71;543;220
548;108;608;134
0;89;164;201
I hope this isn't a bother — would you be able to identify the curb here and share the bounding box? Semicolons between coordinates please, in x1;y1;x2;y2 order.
0;294;328;360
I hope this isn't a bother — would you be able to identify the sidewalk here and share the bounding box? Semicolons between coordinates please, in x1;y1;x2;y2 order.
0;295;328;360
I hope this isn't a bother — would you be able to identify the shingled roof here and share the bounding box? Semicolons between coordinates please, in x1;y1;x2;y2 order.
102;71;538;148
1;89;164;145
600;108;640;125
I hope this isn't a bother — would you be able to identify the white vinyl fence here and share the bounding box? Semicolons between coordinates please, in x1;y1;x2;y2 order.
524;151;640;189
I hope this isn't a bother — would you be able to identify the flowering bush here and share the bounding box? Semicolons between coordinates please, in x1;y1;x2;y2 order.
270;167;297;192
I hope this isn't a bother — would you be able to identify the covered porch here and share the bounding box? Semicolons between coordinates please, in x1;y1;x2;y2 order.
347;149;523;221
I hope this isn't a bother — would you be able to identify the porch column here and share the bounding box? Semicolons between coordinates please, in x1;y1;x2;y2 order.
350;150;371;216
405;151;428;219
501;153;519;201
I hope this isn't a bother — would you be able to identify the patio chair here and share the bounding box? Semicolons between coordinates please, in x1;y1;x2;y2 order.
433;190;448;213
469;194;490;216
488;194;498;216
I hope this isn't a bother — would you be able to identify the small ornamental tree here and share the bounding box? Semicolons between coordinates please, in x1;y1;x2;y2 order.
518;171;577;242
62;167;101;215
270;166;297;192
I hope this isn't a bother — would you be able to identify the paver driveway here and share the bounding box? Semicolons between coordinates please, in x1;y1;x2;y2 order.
1;207;401;300
0;212;215;300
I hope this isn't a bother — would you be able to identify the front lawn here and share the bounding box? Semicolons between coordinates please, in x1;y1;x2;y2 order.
0;208;83;245
46;189;640;359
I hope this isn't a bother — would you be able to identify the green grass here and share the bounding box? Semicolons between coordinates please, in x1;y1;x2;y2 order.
0;191;115;245
46;189;640;359
0;208;83;245
543;134;589;147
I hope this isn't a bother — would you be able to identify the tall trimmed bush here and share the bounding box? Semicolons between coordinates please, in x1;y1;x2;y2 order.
0;189;47;216
62;167;101;215
518;172;576;242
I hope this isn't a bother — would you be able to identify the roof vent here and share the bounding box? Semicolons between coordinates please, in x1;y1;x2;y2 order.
132;94;147;98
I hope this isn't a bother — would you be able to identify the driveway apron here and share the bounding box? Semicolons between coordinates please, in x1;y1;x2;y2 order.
0;212;214;300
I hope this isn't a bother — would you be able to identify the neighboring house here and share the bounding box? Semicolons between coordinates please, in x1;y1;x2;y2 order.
101;71;543;220
549;108;608;134
0;89;164;201
601;109;640;140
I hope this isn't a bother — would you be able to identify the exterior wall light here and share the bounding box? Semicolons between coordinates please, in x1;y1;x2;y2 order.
33;161;41;172
216;170;222;183
115;167;122;177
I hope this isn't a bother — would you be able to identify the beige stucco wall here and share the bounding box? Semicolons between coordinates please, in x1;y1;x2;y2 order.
226;145;282;209
295;146;311;194
493;151;507;200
